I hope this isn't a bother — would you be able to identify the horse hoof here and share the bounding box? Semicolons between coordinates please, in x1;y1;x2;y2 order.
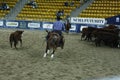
47;50;50;54
43;53;47;57
51;54;54;59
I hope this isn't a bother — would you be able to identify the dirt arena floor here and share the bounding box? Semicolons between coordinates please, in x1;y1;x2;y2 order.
0;28;120;80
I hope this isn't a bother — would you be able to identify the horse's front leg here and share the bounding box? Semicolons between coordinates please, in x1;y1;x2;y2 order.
51;47;56;59
51;50;55;59
19;39;22;47
43;44;50;58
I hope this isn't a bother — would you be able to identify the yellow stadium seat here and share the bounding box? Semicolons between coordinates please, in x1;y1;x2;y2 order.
79;0;120;18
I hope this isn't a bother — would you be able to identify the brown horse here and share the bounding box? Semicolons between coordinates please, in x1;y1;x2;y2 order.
9;30;24;49
43;30;65;58
65;20;71;33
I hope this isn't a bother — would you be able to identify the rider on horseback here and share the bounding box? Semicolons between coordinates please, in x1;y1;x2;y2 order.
46;16;65;49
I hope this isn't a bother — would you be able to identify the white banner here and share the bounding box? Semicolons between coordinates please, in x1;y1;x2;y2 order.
0;21;3;26
116;17;119;22
71;17;106;25
6;22;18;27
28;22;40;28
80;25;88;31
70;24;76;31
43;23;53;29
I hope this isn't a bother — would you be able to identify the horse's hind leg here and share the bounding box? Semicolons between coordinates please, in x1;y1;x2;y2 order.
60;38;65;49
14;41;18;49
81;33;85;40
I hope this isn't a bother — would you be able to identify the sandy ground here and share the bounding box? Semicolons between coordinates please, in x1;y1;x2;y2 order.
0;28;120;80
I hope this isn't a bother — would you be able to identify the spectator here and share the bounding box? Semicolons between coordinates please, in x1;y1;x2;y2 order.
60;9;64;16
64;1;68;7
27;0;37;8
0;3;10;10
70;1;74;6
80;0;84;5
32;1;37;8
80;0;88;5
56;10;61;17
27;0;34;5
56;9;64;17
84;0;88;3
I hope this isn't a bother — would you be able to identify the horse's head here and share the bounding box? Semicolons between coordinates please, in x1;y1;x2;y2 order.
46;30;60;45
46;30;53;39
48;32;60;43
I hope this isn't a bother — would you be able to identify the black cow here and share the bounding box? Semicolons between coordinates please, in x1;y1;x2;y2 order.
9;30;24;49
81;27;96;41
94;31;119;48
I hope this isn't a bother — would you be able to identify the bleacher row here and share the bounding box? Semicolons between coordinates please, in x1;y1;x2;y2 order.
0;0;18;19
16;0;79;22
79;0;120;18
0;0;120;22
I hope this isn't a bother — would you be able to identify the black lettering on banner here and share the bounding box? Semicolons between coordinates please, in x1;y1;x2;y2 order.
78;19;82;22
73;19;77;22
